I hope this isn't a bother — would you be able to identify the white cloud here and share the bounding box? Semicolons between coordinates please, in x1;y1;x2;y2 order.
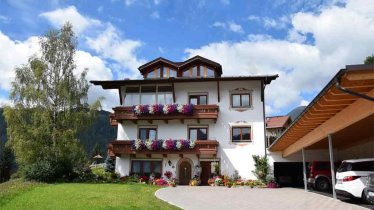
151;11;160;19
86;24;145;79
248;15;260;21
299;100;309;106
0;32;40;91
154;0;162;5
39;6;101;34
212;21;225;28
212;21;244;34
0;31;117;111
228;22;244;34
187;0;374;115
248;15;290;30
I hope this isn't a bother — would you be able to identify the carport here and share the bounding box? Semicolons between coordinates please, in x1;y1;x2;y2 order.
269;64;374;199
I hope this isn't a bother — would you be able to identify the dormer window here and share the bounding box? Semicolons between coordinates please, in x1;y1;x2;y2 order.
183;66;198;77
182;65;215;77
163;67;177;78
139;56;222;78
146;67;177;78
147;68;161;78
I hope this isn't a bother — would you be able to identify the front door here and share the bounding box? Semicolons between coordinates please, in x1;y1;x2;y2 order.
200;161;212;185
179;161;191;185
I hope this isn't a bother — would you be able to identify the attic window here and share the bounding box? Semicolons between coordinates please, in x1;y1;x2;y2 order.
147;68;161;78
163;67;177;78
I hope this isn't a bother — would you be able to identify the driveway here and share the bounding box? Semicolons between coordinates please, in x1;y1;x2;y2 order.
155;186;370;210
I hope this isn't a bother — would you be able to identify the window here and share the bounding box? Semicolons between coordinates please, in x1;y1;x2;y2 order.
124;87;140;106
231;93;251;108
138;127;157;140
188;127;208;140
163;67;177;78
189;95;207;105
200;66;215;77
231;126;251;142
141;86;157;104
131;160;162;177
157;86;173;104
183;66;198;77
124;85;173;105
147;67;161;78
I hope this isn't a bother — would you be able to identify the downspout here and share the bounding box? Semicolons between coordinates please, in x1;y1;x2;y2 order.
261;79;267;158
335;75;374;102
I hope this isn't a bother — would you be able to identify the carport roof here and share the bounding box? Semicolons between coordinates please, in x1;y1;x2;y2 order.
268;64;374;156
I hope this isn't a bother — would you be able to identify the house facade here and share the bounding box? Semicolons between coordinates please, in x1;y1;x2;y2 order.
265;116;291;147
91;56;278;185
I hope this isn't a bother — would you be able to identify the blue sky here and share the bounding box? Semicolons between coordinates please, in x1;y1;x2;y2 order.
0;0;373;115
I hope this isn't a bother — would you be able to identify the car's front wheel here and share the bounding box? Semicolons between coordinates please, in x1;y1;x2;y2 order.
315;177;330;191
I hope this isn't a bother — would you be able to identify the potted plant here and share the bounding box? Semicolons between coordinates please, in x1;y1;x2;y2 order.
189;177;201;186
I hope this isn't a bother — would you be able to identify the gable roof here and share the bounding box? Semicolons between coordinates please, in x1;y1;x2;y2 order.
138;55;223;76
266;116;291;128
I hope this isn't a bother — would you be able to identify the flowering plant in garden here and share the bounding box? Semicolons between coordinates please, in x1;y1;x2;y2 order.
133;104;194;116
154;178;168;186
131;139;196;151
164;171;173;180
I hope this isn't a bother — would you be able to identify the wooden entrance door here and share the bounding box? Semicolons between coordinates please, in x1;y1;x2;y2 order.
179;161;192;185
200;161;212;185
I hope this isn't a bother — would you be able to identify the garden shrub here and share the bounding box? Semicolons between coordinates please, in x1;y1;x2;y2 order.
252;155;269;184
91;167;113;181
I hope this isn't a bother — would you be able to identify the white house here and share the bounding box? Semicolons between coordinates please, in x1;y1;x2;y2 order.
91;56;278;185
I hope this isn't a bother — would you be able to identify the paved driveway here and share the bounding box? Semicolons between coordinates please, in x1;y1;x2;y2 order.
155;186;370;210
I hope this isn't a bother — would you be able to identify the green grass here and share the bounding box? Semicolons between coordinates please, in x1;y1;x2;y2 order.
0;181;179;210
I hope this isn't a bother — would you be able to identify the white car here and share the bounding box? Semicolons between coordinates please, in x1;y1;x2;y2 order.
335;158;374;203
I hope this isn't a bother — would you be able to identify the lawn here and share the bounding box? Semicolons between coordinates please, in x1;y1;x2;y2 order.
0;180;180;210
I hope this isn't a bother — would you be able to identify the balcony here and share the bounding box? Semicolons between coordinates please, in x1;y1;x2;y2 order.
110;104;219;125
108;140;219;157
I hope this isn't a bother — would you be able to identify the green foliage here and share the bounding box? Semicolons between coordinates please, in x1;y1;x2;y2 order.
104;155;115;173
364;55;374;64
0;144;12;182
91;167;113;181
232;170;241;181
79;110;116;156
252;155;269;184
3;23;100;182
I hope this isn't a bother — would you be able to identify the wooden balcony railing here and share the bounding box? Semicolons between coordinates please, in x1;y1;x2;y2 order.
110;105;219;125
108;140;219;157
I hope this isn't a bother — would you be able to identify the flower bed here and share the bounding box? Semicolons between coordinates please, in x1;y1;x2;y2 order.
133;104;194;116
131;139;196;151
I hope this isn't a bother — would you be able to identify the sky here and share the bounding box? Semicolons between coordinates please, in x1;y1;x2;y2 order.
0;0;373;116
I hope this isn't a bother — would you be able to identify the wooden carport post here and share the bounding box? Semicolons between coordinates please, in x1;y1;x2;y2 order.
328;134;337;199
302;148;307;191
